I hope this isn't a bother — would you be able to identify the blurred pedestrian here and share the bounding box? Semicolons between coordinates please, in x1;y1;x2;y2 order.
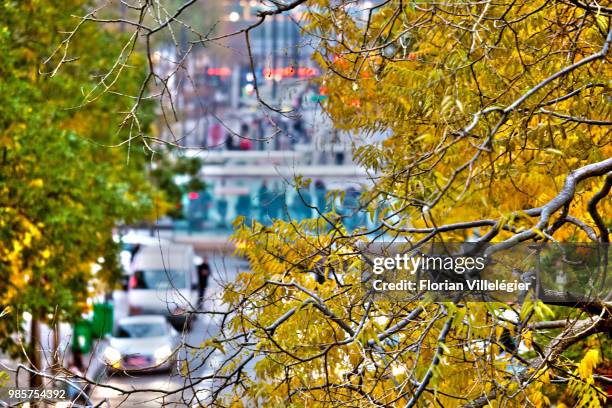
225;133;235;150
197;259;210;308
332;130;345;164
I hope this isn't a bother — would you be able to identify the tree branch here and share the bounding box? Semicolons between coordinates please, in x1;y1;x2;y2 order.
587;172;612;243
461;313;612;408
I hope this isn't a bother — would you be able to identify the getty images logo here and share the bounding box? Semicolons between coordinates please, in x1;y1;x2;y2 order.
371;253;487;275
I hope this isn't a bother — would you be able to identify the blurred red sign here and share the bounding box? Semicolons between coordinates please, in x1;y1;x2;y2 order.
207;67;232;77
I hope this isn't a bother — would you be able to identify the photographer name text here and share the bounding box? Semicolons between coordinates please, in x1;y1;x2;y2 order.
372;279;531;293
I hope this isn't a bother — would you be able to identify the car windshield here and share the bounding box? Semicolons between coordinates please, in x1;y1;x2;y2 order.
131;269;186;289
114;322;167;338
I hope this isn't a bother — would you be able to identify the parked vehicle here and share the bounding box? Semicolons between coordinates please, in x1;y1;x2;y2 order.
115;232;170;289
127;243;199;329
102;315;180;372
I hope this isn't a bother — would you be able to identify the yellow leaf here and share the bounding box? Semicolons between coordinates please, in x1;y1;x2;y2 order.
28;178;44;188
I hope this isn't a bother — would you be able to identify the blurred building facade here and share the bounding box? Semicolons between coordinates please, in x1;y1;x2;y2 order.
152;1;374;233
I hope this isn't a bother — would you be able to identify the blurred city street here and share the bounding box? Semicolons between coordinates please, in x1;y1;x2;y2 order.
91;252;249;407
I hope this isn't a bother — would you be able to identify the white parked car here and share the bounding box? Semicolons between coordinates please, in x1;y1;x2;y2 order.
103;315;180;372
127;243;199;329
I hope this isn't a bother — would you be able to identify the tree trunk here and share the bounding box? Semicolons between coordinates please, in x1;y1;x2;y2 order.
29;315;42;389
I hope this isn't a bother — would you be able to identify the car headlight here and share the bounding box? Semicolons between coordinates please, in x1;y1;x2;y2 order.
154;345;173;361
103;346;121;365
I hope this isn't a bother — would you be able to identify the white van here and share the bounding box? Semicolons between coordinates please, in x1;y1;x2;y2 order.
127;243;199;330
